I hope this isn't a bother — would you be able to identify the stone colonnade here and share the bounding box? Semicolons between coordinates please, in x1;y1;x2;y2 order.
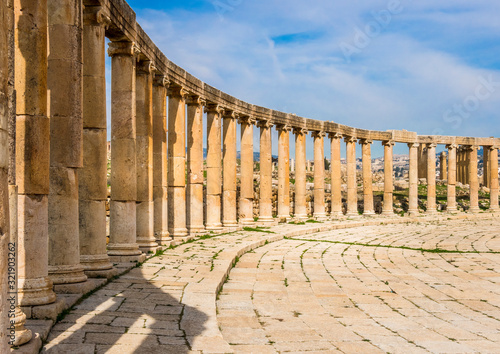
1;0;500;349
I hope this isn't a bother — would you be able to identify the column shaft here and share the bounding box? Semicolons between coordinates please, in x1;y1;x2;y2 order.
222;111;238;227
107;41;141;259
205;104;223;230
14;0;57;306
483;147;490;188
79;6;113;273
239;118;254;224
360;140;374;215
186;96;206;233
440;152;448;180
468;146;480;213
167;86;188;238
294;129;307;219
408;143;419;216
258;120;273;222
446;145;457;212
330;134;343;216
135;61;157;252
313;132;326;218
345;136;357;217
490;147;499;210
277;126;290;219
152;76;170;243
426;144;437;214
382;141;394;215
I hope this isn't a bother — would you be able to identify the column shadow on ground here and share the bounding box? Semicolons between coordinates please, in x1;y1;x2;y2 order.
41;263;208;354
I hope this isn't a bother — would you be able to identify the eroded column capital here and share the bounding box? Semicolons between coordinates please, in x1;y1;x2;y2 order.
343;135;357;144
257;119;273;129
427;143;438;149
185;95;206;107
311;130;326;139
407;142;420;149
167;85;189;99
489;145;500;151
446;143;458;150
137;60;156;75
293;127;307;136
237;115;256;125
108;41;139;57
382;140;395;147
358;139;373;145
275;124;292;133
83;5;111;28
204;103;223;115
153;75;170;87
221;109;239;119
464;145;479;151
328;132;343;140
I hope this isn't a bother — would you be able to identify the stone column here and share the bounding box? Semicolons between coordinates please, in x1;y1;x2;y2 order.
408;143;419;216
426;143;437;214
382;140;395;215
6;0;32;345
307;160;311;172
107;41;142;261
483;147;490;188
14;0;57;306
345;136;358;217
186;95;206;233
330;133;343;216
167;85;188;238
489;146;499;211
152;75;170;244
440;152;447;180
238;116;255;224
47;0;88;287
360;139;375;215
465;149;471;185
258;120;273;223
277;125;291;220
222;110;238;227
294;128;307;219
418;145;427;180
290;159;295;173
312;131;326;219
135;60;158;252
205;104;223;230
468;146;480;213
79;5;113;275
446;144;458;213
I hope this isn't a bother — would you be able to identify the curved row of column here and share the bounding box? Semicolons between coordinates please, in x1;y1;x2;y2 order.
1;0;500;349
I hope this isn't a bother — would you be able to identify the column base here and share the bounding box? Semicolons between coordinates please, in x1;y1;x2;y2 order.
80;254;113;272
84;267;120;280
239;218;255;226
408;210;419;217
222;221;239;228
313;213;327;220
446;207;458;213
108;253;146;263
137;237;160;254
490;207;500;212
18;277;57;307
426;209;438;215
329;211;343;218
170;227;189;238
48;264;88;285
294;214;308;221
363;210;375;216
11;307;32;347
206;223;223;231
155;231;171;245
21;297;66;321
53;278;107;295
107;243;142;256
188;225;206;234
258;216;274;223
469;207;480;214
381;209;394;216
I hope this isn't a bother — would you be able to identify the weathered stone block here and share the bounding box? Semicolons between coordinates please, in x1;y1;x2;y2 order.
79;128;107;200
111;90;136;140
168;156;186;187
111;138;137;201
16;115;50;195
83;76;106;129
79;199;106;256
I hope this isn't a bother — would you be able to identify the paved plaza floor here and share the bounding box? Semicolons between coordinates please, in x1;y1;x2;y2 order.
42;215;500;353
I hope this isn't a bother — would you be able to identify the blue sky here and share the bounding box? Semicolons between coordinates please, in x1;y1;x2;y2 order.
110;0;500;158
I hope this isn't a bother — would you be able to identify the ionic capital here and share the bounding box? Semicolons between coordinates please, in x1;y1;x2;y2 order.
407;142;419;149
257;119;273;129
205;103;223;115
343;135;357;144
328;132;343;140
237;115;255;126
427;143;437;149
222;109;239;119
167;85;189;99
358;139;373;145
185;95;206;107
312;130;326;139
83;6;111;28
137;60;156;75
153;75;170;87
293;127;307;136
382;140;395;147
446;144;458;150
275;124;292;133
489;145;500;151
108;41;138;57
464;145;479;151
